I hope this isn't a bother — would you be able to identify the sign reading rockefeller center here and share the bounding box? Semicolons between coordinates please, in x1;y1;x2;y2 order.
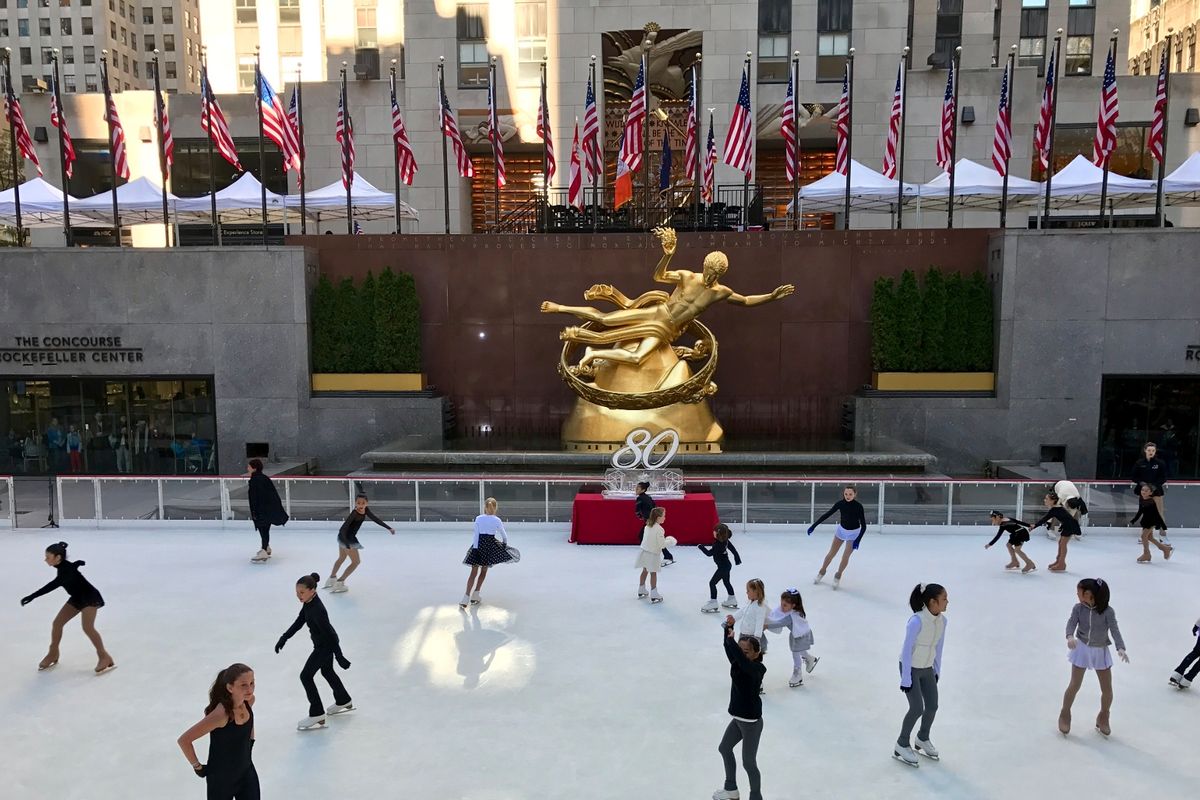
0;334;145;365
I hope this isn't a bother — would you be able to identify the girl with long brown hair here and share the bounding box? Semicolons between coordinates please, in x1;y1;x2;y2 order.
177;663;259;799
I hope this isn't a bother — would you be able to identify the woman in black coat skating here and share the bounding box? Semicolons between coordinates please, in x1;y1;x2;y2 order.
247;459;288;562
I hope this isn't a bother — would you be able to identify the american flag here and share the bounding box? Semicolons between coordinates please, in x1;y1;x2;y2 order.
722;63;754;179
1034;46;1057;170
781;67;797;183
487;70;505;188
156;89;174;178
619;56;647;172
49;74;76;179
582;72;602;182
834;64;850;176
3;72;40;175
568;119;583;210
1149;45;1169;163
439;80;475;178
200;67;241;171
881;61;903;179
336;85;355;189
353;221;364;235
935;57;956;173
702;113;715;204
258;71;302;173
992;60;1013;175
685;67;699;181
537;72;556;182
288;84;305;164
1092;44;1119;167
390;73;417;185
102;73;130;180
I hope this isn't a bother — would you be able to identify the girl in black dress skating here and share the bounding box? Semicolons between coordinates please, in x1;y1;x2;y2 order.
20;542;114;674
177;663;260;799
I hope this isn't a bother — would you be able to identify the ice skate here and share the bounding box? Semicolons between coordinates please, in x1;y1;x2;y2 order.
1136;554;1151;563
637;585;649;599
721;596;739;609
331;580;348;593
711;789;740;800
297;714;327;731
661;557;675;567
1169;672;1186;688
1163;544;1173;560
322;576;336;589
1004;562;1019;570
832;574;841;590
266;547;272;556
459;594;470;608
892;745;919;767
1022;564;1037;574
649;589;663;604
251;549;270;563
914;738;940;760
326;702;354;715
94;658;116;675
1179;676;1193;689
1048;563;1066;572
701;599;720;613
813;571;825;585
1095;711;1111;737
789;668;804;688
37;658;58;672
470;591;481;605
1058;710;1071;735
805;655;820;674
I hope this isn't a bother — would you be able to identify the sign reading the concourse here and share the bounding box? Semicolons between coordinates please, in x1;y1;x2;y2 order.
0;335;145;366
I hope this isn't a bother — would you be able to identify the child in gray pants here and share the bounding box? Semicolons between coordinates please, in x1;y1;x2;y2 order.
894;583;949;767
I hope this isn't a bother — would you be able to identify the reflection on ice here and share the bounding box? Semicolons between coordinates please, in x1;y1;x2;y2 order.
392;604;535;691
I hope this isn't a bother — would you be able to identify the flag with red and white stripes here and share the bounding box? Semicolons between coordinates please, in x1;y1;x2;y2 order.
992;60;1013;175
781;67;797;183
201;67;241;171
3;73;40;175
723;63;754;179
619;56;647;173
881;61;903;179
685;69;699;180
103;80;130;181
1092;44;1119;167
487;71;505;188
390;73;417;185
935;58;956;173
568;119;583;211
288;84;306;165
258;72;302;173
336;86;355;189
49;75;76;179
156;88;174;178
1149;46;1169;163
702;113;715;204
834;65;850;176
582;72;602;182
439;81;475;178
538;73;556;182
1034;45;1057;170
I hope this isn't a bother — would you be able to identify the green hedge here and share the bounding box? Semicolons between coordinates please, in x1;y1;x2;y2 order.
869;267;993;372
311;267;422;373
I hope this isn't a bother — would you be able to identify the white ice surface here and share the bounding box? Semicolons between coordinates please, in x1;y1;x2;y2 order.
1;526;1196;800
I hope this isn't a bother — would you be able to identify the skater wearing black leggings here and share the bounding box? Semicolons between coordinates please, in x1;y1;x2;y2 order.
714;614;766;800
1169;617;1200;689
20;542;114;674
177;663;260;800
699;523;742;613
247;460;288;563
276;573;353;731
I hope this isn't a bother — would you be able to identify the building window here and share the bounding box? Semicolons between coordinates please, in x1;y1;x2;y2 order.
355;0;377;48
133;60;139;78
82;18;93;35
236;0;256;26
84;46;95;64
279;0;300;25
187;63;193;83
145;35;155;52
131;33;137;50
817;0;851;81
1032;123;1151;180
19;47;31;66
1189;32;1196;72
85;74;98;92
122;54;129;73
64;75;76;92
62;46;74;64
0;21;7;37
1018;1;1048;75
110;21;116;38
60;17;71;35
164;34;175;52
516;0;547;85
121;27;128;46
42;48;55;66
238;56;256;91
162;6;173;24
165;61;176;79
758;0;791;83
18;19;29;36
142;6;153;24
1065;1;1094;76
38;16;50;36
932;0;963;68
457;3;489;87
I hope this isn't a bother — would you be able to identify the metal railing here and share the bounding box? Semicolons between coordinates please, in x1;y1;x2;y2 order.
1;477;13;528
38;475;1200;532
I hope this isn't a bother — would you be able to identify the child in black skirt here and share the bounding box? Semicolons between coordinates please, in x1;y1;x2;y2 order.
461;497;517;608
985;511;1036;573
20;541;115;674
699;523;743;613
1131;483;1173;564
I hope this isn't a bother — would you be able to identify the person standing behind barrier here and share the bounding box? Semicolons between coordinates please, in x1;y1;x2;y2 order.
247;460;288;563
66;425;83;473
177;663;260;799
1131;443;1169;544
635;481;673;566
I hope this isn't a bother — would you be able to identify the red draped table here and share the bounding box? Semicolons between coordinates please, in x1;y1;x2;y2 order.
569;492;720;545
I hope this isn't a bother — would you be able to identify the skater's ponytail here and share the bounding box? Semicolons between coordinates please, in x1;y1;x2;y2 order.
297;573;320;591
909;583;946;613
206;663;254;715
1077;578;1110;613
45;541;69;560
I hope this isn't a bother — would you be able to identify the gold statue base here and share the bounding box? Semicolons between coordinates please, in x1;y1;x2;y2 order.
561;340;724;453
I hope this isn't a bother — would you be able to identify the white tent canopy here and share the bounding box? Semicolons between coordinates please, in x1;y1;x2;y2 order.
74;176;184;223
788;159;918;212
1045;154;1155;209
175;172;287;222
1163;151;1200;204
287;173;418;222
918;158;1043;210
0;177;78;225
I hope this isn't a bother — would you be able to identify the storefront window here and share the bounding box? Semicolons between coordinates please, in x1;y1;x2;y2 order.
1098;377;1200;480
1;378;217;475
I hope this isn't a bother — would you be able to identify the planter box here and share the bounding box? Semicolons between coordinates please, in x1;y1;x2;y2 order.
871;372;995;392
312;373;426;392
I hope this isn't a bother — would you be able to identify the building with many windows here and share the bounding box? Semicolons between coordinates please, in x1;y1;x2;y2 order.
1129;0;1200;76
0;0;201;93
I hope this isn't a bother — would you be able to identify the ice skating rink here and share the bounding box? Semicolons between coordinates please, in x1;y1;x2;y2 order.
1;525;1196;800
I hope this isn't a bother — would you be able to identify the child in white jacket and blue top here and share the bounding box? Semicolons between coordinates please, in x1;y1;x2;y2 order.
765;588;819;688
894;583;948;767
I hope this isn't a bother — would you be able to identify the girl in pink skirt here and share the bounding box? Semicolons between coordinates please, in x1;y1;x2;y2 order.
1059;578;1128;737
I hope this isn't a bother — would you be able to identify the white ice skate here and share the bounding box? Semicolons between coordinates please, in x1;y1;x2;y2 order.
1169;672;1191;689
701;599;720;613
789;668;804;688
649;589;663;604
251;549;270;563
661;556;675;567
813;572;825;585
297;714;327;731
892;745;920;767
832;575;841;590
914;738;940;760
470;591;481;605
322;576;337;589
711;789;740;800
721;596;739;609
331;580;348;593
637;586;649;599
805;655;821;674
459;594;471;608
325;702;354;715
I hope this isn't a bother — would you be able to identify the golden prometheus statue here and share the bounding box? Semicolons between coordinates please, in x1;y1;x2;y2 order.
541;227;795;452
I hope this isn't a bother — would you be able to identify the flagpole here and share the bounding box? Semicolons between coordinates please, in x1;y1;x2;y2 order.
640;49;650;231
896;47;909;230
255;48;268;246
947;46;961;229
50;50;71;247
297;64;307;235
1000;46;1016;228
151;50;171;245
1155;29;1173;227
100;52;121;246
438;57;450;235
693;55;703;231
200;50;218;245
2;50;23;244
1097;30;1118;229
741;52;752;228
391;61;401;234
843;49;855;231
540;57;548;232
341;64;352;235
1042;29;1062;229
789;51;800;230
589;55;599;232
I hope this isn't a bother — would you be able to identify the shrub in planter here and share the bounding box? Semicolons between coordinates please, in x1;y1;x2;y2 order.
919;267;947;372
870;276;899;371
893;269;923;372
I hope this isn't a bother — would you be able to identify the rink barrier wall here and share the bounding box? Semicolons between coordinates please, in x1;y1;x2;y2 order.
36;475;1200;533
1;477;12;529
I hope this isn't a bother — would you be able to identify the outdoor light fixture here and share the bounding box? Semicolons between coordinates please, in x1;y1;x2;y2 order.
1186;107;1200;126
961;106;975;125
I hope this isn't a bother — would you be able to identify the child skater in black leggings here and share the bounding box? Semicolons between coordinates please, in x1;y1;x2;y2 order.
20;541;114;674
1169;616;1200;689
699;523;742;613
714;614;766;800
177;663;260;800
276;573;353;731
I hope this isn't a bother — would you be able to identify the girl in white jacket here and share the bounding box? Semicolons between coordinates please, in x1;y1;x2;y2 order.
635;508;675;603
766;588;818;688
732;579;769;658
